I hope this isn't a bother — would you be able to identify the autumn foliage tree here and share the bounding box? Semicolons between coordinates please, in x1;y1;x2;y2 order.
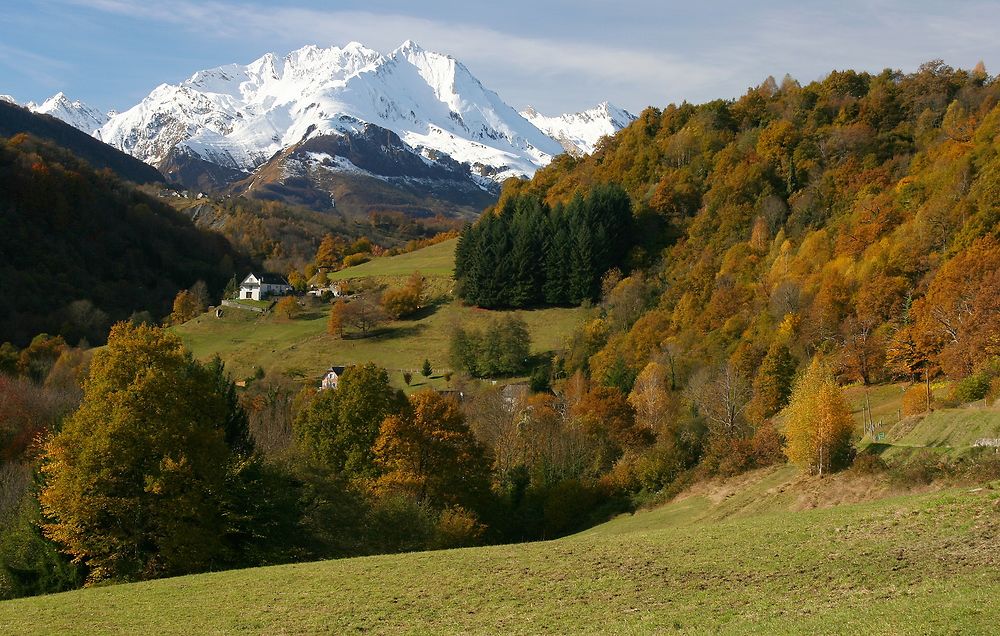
912;236;1000;377
627;361;671;433
340;294;388;337
381;271;426;319
746;342;797;424
374;390;490;512
327;299;346;338
169;289;199;325
274;296;299;320
39;323;241;582
783;358;855;476
294;364;404;478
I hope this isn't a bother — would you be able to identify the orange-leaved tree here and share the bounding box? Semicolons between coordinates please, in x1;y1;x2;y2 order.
374;390;490;512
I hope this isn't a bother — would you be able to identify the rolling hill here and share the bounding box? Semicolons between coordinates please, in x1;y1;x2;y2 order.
0;133;244;346
0;101;163;184
174;239;589;387
1;475;995;634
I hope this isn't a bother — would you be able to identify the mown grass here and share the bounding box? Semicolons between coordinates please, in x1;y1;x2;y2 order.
3;476;997;634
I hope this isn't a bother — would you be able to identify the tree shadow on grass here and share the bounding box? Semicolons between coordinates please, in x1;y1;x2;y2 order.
343;323;427;341
297;311;327;321
406;301;444;321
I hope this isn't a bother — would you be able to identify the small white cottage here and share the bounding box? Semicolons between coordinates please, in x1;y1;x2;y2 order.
321;365;347;390
239;273;292;301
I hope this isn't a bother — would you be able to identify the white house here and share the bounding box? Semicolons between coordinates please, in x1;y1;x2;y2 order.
321;365;347;390
239;273;292;301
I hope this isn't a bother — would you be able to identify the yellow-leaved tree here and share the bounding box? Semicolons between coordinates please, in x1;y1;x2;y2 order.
783;357;855;476
40;322;236;583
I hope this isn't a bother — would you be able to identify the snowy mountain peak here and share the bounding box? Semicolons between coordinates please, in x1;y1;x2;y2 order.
396;39;424;54
25;92;109;134
521;102;636;155
0;95;16;104
34;41;633;201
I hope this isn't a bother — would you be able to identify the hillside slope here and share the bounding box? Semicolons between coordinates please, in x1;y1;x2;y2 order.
0;134;244;345
174;239;588;387
0;101;163;184
1;481;995;634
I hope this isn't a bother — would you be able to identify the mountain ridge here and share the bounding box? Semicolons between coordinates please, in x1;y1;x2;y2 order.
21;42;633;183
17;41;634;217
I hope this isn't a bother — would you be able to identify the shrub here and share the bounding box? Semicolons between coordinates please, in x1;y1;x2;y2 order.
988;377;1000;405
364;494;436;554
750;421;786;468
274;296;299;320
342;253;370;268
952;373;992;403
890;451;948;486
850;452;887;475
432;506;486;549
0;493;84;599
450;316;532;378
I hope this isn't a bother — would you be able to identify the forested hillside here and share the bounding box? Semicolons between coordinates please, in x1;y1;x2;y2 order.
0;134;245;346
481;60;998;392
450;60;1000;484
0;101;163;185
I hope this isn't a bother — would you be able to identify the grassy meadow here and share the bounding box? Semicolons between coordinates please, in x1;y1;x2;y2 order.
329;239;458;279
175;239;590;389
2;471;996;634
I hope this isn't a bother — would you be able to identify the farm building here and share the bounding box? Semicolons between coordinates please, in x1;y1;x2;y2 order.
239;273;292;301
321;365;348;390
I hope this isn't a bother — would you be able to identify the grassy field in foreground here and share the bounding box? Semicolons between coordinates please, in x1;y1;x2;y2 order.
2;472;997;634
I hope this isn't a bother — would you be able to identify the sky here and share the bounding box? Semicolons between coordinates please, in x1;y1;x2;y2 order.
2;0;998;115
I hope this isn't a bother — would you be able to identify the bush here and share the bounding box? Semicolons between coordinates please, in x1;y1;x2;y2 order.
274;296;299;320
364;494;436;554
0;493;84;599
342;253;370;268
850;452;887;475
951;359;1000;404
750;421;786;468
450;316;531;378
952;373;992;403
890;451;949;486
432;506;486;549
989;378;1000;405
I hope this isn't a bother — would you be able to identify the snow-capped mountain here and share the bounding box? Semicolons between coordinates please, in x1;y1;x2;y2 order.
96;41;571;185
27;41;634;216
26;92;109;134
521;102;636;156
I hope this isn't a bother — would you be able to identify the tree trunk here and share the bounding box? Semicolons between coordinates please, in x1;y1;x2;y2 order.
925;367;932;413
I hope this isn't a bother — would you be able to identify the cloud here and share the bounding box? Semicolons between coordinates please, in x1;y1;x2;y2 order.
45;0;1000;113
57;0;724;112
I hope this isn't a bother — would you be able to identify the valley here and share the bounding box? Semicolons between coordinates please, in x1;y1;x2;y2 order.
1;9;999;633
